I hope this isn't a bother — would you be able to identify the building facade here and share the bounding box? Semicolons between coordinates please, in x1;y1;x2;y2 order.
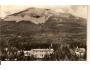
24;49;54;58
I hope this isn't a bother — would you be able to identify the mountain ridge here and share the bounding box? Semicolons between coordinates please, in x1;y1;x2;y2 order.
3;7;86;26
0;7;86;44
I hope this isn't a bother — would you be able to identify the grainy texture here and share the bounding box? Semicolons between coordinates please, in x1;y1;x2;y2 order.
0;6;87;61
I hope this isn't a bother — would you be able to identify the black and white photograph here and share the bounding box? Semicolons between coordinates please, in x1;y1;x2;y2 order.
0;5;87;61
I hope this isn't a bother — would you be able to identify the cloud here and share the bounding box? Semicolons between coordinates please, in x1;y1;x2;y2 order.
69;5;87;18
0;5;87;18
54;5;87;18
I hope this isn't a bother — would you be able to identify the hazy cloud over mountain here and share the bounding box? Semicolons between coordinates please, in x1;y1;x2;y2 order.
0;5;87;18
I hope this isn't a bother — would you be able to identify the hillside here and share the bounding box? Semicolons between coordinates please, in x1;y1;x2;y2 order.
0;7;86;45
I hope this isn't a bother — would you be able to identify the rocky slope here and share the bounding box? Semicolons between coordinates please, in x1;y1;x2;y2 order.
0;7;86;44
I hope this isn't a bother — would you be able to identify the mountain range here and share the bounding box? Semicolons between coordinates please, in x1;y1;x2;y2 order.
0;7;86;44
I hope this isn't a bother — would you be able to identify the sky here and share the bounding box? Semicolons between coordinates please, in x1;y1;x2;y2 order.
0;5;87;18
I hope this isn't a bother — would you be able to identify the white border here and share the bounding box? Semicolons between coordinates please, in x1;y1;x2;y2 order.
0;0;89;5
0;0;90;70
87;5;90;63
0;6;89;69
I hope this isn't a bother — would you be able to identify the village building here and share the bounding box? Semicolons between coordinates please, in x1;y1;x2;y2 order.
30;49;54;58
23;43;54;58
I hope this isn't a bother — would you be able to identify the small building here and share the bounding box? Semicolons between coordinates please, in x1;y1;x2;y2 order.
23;49;54;58
24;51;32;56
30;49;54;58
75;46;86;57
23;43;54;58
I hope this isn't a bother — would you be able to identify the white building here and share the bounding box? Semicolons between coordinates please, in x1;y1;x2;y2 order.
31;49;54;58
75;46;86;57
24;49;54;58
